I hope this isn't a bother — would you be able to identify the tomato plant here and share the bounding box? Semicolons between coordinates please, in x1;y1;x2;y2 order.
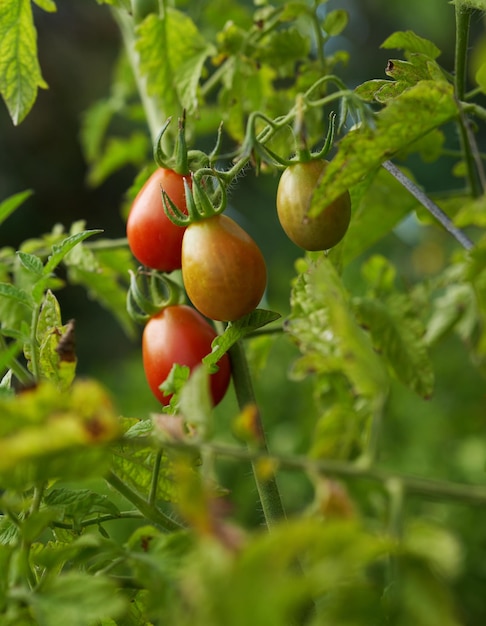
126;168;190;272
276;160;351;251
181;214;267;321
3;1;486;625
142;305;231;406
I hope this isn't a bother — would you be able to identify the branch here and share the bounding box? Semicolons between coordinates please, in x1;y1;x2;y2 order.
382;160;474;251
228;340;286;527
171;440;486;507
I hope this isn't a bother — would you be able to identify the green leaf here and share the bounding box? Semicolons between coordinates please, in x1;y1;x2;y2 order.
0;190;32;227
288;256;389;402
341;167;420;265
424;284;475;346
475;60;486;93
310;81;458;216
454;193;486;227
0;282;34;309
64;227;136;338
256;28;310;67
86;133;150;188
203;309;281;370
385;57;437;87
0;0;48;125
0;379;120;488
112;418;176;502
323;9;348;37
136;9;214;118
381;30;441;60
451;0;486;8
354;295;435;399
35;291;77;389
44;488;120;524
80;98;119;164
30;572;127;626
33;0;57;11
0;340;23;380
17;251;44;276
355;78;409;103
310;398;369;460
43;229;103;276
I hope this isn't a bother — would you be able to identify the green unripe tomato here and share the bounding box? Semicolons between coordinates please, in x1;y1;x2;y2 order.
276;160;351;251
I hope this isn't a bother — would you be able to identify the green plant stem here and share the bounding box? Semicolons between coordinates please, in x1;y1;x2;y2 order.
149;450;163;506
454;4;483;197
228;340;286;527
105;470;182;531
112;8;166;143
382;160;474;250
165;440;486;508
51;511;144;530
0;335;32;386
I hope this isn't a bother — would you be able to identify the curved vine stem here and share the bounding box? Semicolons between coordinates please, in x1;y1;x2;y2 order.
382;160;474;251
105;470;182;532
163;439;486;508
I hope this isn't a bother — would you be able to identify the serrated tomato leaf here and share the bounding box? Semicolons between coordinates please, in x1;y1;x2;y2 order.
203;309;281;370
310;81;458;217
354;296;435;398
136;9;214;118
0;0;48;125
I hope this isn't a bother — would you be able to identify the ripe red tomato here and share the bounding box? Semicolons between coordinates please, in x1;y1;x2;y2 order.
276;160;351;251
181;214;267;321
127;168;191;272
142;305;231;406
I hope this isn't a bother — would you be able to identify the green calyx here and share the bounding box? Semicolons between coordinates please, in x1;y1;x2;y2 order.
162;169;228;227
127;269;184;324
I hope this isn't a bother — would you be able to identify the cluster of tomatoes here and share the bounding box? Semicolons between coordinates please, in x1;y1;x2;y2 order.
126;160;351;408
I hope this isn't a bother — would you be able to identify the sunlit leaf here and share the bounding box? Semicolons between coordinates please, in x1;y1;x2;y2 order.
0;380;120;488
30;572;127;626
111;418;176;502
381;30;441;60
203;309;281;370
86;133;150;188
0;190;32;226
136;9;214;118
288;256;389;401
354;295;435;398
341;167;419;265
0;0;48;125
44;488;120;525
323;9;348;37
310;81;458;217
33;0;57;11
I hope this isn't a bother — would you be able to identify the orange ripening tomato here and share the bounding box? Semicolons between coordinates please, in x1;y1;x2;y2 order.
181;214;267;321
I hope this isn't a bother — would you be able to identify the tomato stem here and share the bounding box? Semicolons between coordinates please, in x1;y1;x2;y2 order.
382;160;474;250
127;269;184;323
454;4;485;197
228;339;286;527
106;470;182;532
